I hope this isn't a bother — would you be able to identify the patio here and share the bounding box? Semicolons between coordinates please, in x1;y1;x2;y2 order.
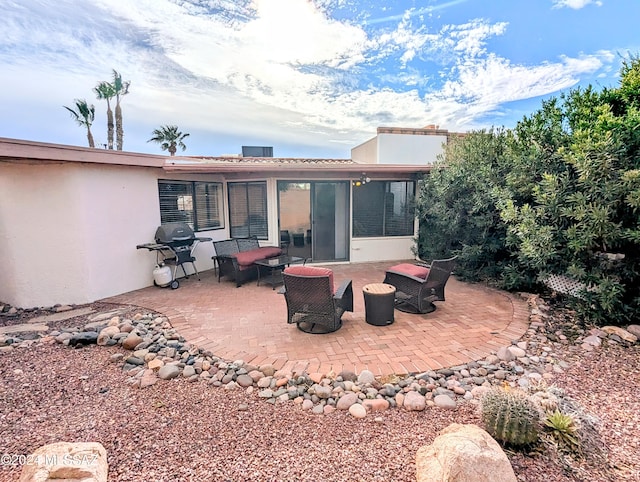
104;261;530;377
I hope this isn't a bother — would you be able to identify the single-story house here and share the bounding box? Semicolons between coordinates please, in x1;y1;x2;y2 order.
0;126;452;308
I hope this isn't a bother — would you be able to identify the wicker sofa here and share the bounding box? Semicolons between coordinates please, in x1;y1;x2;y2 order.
213;237;283;287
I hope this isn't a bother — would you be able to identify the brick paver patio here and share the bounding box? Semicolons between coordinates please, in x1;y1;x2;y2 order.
105;261;530;377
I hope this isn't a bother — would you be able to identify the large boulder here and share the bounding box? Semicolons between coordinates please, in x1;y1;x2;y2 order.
416;424;516;482
19;442;108;482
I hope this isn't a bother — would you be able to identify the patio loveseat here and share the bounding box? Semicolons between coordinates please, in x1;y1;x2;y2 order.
213;237;283;287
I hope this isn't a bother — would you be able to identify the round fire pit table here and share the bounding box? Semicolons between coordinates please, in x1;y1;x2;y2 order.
363;283;396;326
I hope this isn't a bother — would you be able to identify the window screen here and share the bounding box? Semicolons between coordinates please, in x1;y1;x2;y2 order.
228;181;268;239
353;181;415;237
158;180;224;231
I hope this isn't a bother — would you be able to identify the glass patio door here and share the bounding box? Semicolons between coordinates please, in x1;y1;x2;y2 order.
311;182;349;262
277;181;349;262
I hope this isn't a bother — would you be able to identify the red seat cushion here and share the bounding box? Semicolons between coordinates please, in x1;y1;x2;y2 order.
234;247;283;268
388;263;430;280
284;266;334;293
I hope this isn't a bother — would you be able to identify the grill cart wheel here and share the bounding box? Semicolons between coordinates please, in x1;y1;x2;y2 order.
170;280;180;289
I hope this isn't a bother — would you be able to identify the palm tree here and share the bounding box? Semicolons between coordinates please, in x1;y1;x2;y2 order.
63;99;96;148
148;125;190;156
94;81;116;149
112;69;130;150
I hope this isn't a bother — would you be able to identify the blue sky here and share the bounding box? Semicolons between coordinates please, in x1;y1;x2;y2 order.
1;0;638;158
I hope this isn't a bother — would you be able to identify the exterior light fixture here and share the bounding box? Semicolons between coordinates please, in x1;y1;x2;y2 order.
352;173;370;186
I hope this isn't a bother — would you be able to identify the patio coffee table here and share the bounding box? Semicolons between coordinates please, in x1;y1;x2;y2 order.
255;255;305;289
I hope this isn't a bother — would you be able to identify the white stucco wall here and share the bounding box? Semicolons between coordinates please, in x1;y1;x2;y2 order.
0;162;163;307
377;133;446;165
351;137;378;164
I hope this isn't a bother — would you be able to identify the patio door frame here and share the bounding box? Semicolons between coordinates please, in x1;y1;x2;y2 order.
277;180;350;263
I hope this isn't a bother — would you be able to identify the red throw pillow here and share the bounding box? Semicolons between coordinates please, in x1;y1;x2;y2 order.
388;263;430;280
284;266;334;293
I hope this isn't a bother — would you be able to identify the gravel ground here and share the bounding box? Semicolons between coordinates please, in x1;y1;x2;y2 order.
0;303;639;482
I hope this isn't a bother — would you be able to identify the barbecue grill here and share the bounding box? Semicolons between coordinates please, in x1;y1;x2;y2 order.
136;222;212;289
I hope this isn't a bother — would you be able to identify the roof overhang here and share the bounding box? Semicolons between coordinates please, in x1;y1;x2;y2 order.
0;137;166;168
0;137;433;178
163;157;432;178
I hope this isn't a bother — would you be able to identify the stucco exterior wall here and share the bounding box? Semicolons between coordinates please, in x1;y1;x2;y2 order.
0;162;166;307
350;137;378;164
377;133;446;165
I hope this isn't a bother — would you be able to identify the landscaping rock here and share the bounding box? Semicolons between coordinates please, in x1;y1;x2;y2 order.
433;394;457;410
602;326;637;343
627;324;640;338
68;331;99;346
348;403;367;419
122;333;143;350
404;391;426;411
19;441;108;482
336;392;359;410
158;365;181;380
415;424;516;482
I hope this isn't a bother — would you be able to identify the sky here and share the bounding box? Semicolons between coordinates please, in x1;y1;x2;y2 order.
1;0;638;159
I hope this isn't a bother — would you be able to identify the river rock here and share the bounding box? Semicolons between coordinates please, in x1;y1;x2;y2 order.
122;333;143;350
434;394;457;409
357;370;375;385
348;403;367;419
68;332;99;346
158;364;181;380
362;398;390;412
404;391;426;411
336;392;359;410
97;326;120;346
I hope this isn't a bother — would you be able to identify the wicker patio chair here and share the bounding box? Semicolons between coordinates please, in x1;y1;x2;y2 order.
281;266;353;334
383;256;457;314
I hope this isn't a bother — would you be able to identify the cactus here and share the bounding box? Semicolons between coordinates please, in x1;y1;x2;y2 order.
480;386;540;446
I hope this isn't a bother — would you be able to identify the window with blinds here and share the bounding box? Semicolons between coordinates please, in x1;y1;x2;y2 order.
158;180;224;231
353;181;415;237
228;181;268;239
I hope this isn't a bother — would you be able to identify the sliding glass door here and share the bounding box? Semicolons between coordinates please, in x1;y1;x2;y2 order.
278;181;349;262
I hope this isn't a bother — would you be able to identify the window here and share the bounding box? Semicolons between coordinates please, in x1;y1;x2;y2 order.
353;181;415;237
158;180;224;231
228;181;268;239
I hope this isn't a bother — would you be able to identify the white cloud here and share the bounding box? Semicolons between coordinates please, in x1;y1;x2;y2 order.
0;0;620;155
552;0;603;9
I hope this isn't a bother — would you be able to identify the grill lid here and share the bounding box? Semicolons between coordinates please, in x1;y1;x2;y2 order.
155;222;195;244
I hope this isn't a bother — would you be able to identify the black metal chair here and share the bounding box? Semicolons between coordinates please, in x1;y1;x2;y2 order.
280;230;291;254
281;266;353;334
383;257;457;314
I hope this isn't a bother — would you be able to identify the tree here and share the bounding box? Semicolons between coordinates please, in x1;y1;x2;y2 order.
63;99;96;148
111;70;130;150
416;128;521;284
148;125;190;155
94;81;116;149
416;54;640;324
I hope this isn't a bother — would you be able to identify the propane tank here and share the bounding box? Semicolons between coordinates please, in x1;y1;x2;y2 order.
153;263;173;287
